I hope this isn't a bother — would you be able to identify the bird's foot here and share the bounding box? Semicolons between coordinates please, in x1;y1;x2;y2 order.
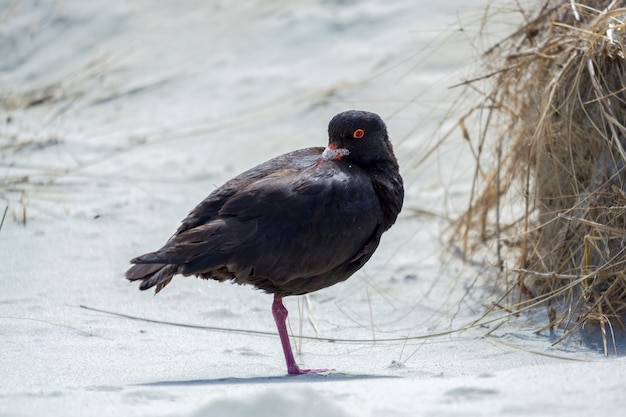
287;365;332;375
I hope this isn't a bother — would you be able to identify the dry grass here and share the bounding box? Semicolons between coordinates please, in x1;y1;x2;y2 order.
455;0;626;354
0;53;128;224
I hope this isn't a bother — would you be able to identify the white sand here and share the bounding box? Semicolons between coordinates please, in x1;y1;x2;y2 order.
2;1;625;416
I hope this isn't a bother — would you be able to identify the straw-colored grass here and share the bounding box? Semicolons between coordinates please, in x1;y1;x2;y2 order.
455;0;626;354
0;54;126;224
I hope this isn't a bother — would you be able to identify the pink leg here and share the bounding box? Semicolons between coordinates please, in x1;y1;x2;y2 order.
272;294;329;375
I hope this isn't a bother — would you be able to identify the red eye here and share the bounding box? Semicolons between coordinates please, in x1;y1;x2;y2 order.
353;128;365;139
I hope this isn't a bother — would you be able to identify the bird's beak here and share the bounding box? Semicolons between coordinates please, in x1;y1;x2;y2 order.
316;144;350;166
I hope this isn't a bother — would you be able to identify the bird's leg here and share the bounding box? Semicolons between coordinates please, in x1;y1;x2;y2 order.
272;294;329;375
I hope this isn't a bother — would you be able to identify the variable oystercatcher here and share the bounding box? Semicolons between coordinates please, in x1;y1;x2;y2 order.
126;110;404;375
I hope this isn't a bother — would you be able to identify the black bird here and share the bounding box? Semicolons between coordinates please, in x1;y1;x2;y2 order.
126;110;404;375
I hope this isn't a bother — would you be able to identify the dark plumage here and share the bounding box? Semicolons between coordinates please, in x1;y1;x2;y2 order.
126;110;404;374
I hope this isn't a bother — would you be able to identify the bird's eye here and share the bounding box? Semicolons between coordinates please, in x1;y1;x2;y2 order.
353;128;365;139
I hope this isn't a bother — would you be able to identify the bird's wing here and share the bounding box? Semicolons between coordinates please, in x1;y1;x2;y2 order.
174;148;324;234
167;162;383;284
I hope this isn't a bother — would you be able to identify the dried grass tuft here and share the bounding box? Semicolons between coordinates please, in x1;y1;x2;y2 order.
456;0;626;354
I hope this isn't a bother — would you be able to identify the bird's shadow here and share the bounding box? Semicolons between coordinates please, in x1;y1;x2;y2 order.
136;372;399;387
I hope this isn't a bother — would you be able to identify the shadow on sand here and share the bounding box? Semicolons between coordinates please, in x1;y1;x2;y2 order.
135;372;400;387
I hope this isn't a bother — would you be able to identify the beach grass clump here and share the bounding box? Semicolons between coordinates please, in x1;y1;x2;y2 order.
455;0;626;353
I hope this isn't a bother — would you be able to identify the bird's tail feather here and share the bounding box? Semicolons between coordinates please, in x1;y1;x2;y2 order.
126;262;178;294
